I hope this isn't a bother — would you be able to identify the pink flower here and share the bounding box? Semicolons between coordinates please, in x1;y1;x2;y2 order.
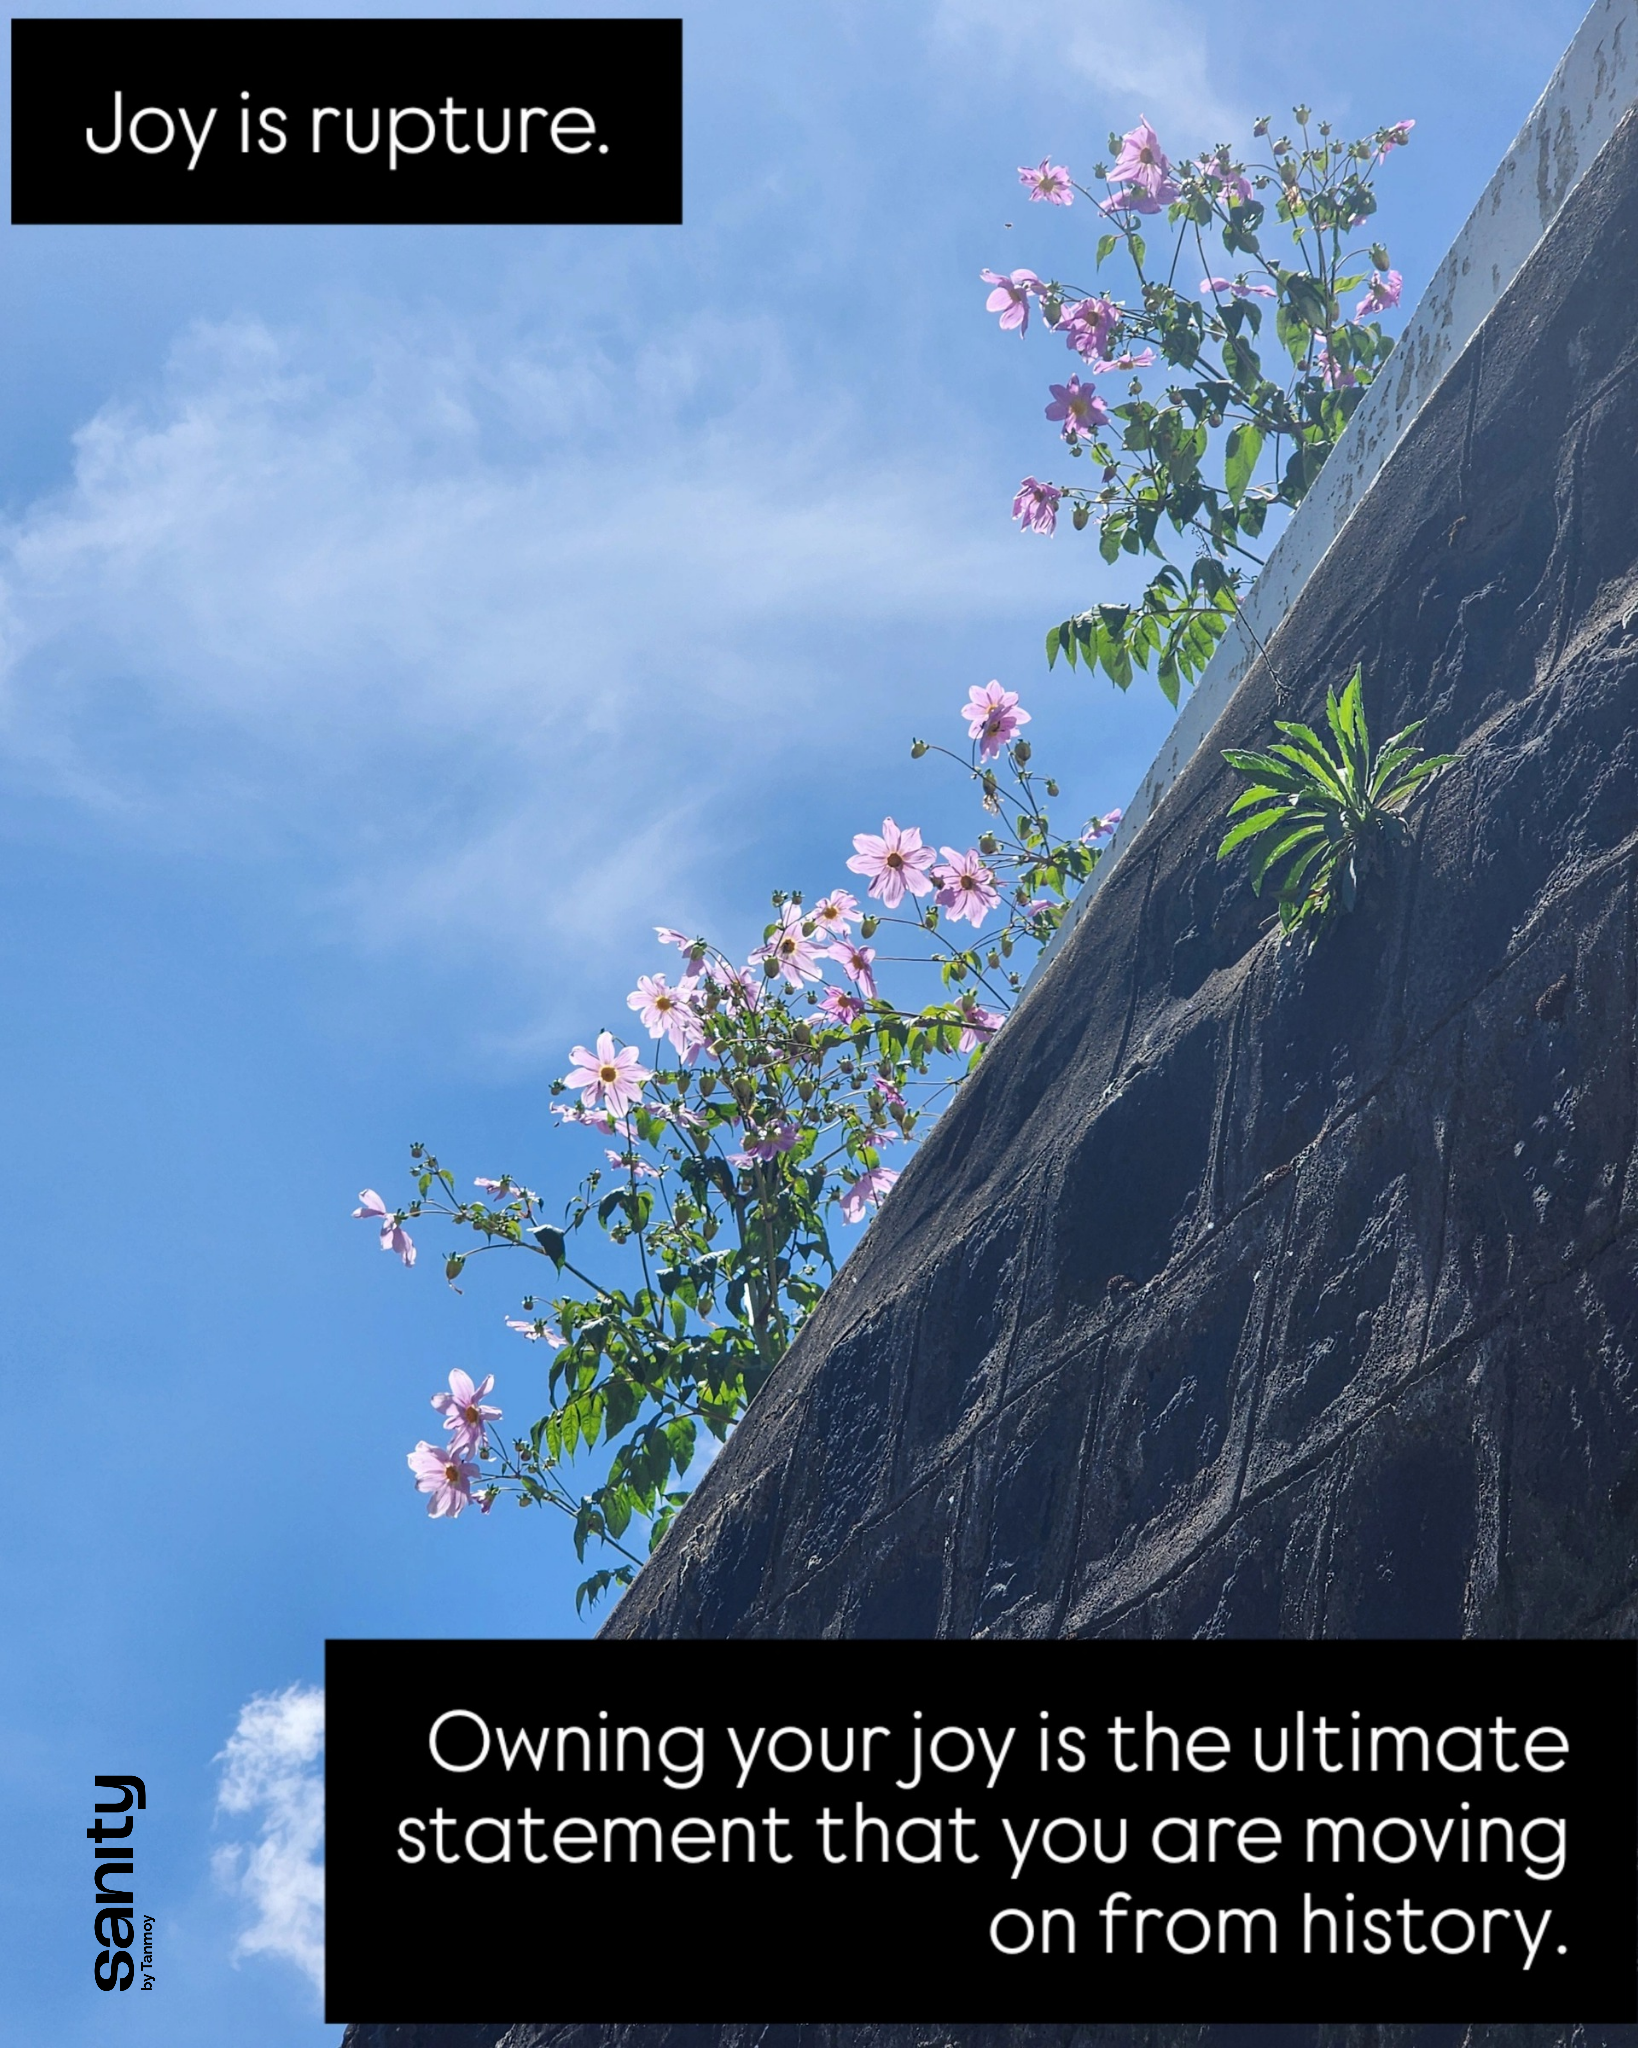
407;1439;479;1518
1056;295;1121;361
876;1077;907;1109
1108;117;1177;202
957;999;1005;1053
1081;806;1124;843
1045;375;1110;441
1316;346;1358;390
551;1101;632;1137
1200;276;1276;300
962;679;1031;760
981;267;1041;335
810;889;858;941
828;939;878;997
431;1368;500;1452
1375;119;1415;162
819;986;866;1026
1011;477;1061;535
605;1148;663;1178
1099;185;1168;217
728;1122;800;1167
711;962;764;1011
627;972;702;1055
474;1176;538;1205
1019;157;1072;205
1090;348;1157;375
934;848;1001;928
563;1030;651;1116
847;817;937;908
1355;269;1402;320
505;1316;566;1346
655;925;710;980
353;1188;416;1267
840;1165;900;1224
754;903;825;989
1196;152;1252;205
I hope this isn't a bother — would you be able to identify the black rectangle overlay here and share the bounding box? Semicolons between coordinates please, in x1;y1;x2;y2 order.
325;1639;1637;2024
11;17;682;225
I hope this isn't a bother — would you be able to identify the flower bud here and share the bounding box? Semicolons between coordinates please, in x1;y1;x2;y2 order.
978;832;999;855
1370;242;1390;271
1012;739;1031;765
1045;779;1060;797
910;738;928;758
860;915;879;938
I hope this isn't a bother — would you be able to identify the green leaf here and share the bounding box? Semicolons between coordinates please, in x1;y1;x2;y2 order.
1096;233;1117;266
1281;270;1332;330
1223;423;1262;506
532;1224;566;1266
1250;821;1326;894
1217;804;1296;860
1222;335;1263;396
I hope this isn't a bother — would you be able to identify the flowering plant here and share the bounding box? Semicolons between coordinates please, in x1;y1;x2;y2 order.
990;109;1412;701
361;685;1120;1609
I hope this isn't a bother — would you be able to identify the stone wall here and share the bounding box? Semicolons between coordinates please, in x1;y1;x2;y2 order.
599;105;1638;1652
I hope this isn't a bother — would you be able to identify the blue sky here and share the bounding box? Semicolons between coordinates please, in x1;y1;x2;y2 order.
0;0;1593;2038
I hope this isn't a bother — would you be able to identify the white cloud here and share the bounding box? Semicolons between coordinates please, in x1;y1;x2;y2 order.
212;1683;325;1994
0;303;1068;981
929;0;1247;145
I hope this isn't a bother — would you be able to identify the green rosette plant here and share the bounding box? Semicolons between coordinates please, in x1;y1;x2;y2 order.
1217;669;1453;938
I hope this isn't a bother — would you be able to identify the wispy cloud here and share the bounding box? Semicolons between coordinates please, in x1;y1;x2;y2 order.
212;1683;325;1993
0;301;1067;981
929;0;1247;144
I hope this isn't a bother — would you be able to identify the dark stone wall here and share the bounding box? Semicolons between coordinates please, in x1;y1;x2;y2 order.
341;101;1638;2048
595;103;1638;1652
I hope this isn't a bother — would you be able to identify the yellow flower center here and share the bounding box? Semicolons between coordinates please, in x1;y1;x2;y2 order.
599;1063;618;1083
